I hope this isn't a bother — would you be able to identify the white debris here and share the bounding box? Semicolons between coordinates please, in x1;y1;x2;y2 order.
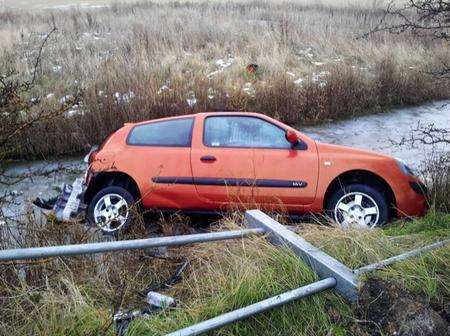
298;48;314;59
294;77;304;86
186;91;197;107
46;93;55;99
312;61;325;66
286;71;296;77
207;56;234;78
59;95;73;104
157;85;170;94
216;57;234;69
52;65;62;73
243;82;255;96
207;88;215;100
207;69;222;78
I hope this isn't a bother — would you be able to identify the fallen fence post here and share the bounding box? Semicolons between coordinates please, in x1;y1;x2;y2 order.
167;277;337;336
245;210;359;301
0;228;265;261
355;238;450;275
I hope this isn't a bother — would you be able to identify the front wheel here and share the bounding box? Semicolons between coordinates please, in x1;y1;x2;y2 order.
87;186;135;235
326;184;389;229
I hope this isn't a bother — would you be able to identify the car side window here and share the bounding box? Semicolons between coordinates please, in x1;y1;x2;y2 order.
204;116;291;149
128;118;194;147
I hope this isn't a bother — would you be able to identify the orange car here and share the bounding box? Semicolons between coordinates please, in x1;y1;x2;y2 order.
82;112;428;234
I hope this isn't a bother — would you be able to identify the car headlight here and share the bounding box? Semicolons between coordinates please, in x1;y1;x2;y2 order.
396;158;415;176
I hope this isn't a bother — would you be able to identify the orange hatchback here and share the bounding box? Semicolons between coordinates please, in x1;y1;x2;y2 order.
83;112;428;234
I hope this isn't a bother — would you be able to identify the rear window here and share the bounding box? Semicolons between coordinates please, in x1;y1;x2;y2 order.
127;118;194;147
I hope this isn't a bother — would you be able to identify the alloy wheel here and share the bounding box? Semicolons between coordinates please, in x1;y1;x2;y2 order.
93;193;129;232
334;191;380;228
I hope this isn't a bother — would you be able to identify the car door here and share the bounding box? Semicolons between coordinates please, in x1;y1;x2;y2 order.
190;114;319;210
123;116;198;209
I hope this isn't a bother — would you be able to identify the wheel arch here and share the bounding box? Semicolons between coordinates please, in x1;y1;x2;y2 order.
84;171;141;205
323;170;397;218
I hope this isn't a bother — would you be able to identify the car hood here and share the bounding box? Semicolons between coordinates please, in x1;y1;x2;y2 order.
316;141;395;161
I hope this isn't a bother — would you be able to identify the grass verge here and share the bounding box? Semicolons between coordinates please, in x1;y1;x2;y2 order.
0;211;448;335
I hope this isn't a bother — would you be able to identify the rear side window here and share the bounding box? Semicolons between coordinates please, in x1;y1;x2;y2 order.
127;118;194;147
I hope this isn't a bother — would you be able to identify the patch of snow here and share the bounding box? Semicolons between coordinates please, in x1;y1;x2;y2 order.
186;92;197;107
216;57;234;69
60;95;73;104
207;88;215;100
158;85;170;94
207;56;235;78
122;91;135;103
294;78;304;86
207;70;222;78
298;48;314;59
243;82;255;96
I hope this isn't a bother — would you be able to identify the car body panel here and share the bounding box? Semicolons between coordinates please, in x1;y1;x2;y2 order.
86;112;428;218
189;113;319;211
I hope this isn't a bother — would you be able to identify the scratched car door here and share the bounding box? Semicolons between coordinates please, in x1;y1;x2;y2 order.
190;114;318;210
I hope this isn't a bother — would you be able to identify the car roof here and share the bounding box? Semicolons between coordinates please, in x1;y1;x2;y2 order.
131;111;268;126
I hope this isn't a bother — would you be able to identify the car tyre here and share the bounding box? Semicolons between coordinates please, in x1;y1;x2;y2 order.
87;186;135;235
326;183;389;229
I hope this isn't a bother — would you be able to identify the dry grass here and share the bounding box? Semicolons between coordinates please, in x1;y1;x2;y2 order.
0;210;448;335
0;0;449;158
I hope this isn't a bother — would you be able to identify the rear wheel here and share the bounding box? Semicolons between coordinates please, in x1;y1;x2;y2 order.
87;186;135;235
326;184;389;229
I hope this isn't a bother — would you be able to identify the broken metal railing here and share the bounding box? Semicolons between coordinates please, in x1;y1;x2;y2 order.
167;277;337;336
0;210;448;336
0;228;265;261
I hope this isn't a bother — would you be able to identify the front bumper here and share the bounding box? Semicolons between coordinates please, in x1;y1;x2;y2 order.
395;178;428;217
53;177;86;221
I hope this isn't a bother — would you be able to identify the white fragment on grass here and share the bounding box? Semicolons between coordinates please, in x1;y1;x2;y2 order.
298;48;314;59
207;88;215;100
60;95;73;104
98;90;104;96
186;91;197;107
312;71;330;87
52;65;62;73
65;103;85;117
46;93;55;99
243;82;255;96
157;85;170;94
286;71;296;77
294;77;304;85
207;69;223;78
207;56;234;78
122;91;135;103
312;61;325;66
216;57;234;69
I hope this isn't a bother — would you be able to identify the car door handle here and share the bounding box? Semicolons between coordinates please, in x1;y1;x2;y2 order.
200;155;216;162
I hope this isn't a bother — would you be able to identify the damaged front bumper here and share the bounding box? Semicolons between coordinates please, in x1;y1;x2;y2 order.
34;177;87;222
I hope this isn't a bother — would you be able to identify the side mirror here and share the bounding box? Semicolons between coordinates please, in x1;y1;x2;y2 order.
285;130;299;146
